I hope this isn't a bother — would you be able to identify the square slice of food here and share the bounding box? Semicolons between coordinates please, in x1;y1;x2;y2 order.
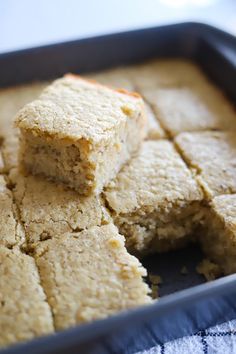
104;140;204;256
0;247;54;347
130;59;207;90
9;168;110;246
33;224;151;330
175;132;236;198
15;75;147;195
142;83;236;137
201;194;236;275
0;175;25;248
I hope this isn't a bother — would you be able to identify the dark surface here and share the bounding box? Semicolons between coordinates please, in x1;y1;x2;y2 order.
0;22;236;354
142;244;205;297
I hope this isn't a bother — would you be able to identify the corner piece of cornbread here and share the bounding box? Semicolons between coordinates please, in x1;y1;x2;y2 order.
15;75;147;195
104;140;204;256
175;131;236;198
200;194;236;275
142;82;236;136
9;168;110;246
0;247;54;347
0;175;25;248
33;224;151;330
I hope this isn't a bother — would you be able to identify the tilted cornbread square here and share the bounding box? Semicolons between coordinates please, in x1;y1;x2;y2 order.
0;175;25;248
142;82;236;137
175;132;236;198
15;75;147;195
0;247;54;347
9;168;110;246
129;59;208;90
88;68;165;140
200;194;236;275
0;83;48;172
104;140;204;256
33;224;151;330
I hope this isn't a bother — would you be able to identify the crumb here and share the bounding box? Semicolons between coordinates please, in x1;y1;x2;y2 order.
181;266;188;275
196;259;222;281
149;274;162;285
148;274;162;299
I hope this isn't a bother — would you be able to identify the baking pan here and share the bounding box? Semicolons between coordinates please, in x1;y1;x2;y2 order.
0;22;236;354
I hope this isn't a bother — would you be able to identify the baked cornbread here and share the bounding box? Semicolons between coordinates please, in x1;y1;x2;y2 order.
0;148;5;174
175;131;236;198
33;224;151;330
200;195;236;275
0;83;47;171
104;140;204;256
88;67;134;91
130;59;208;90
15;75;147;195
144;103;166;139
0;247;54;347
142;83;236;136
89;69;165;140
0;175;24;248
9;168;110;245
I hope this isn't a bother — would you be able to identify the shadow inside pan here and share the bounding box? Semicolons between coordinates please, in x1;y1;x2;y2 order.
142;243;206;297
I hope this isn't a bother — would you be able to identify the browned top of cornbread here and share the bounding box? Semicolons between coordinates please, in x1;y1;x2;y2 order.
15;75;145;143
0;247;54;346
9;168;110;244
34;224;151;330
175;131;236;198
0;175;25;248
142;82;236;136
104;140;203;214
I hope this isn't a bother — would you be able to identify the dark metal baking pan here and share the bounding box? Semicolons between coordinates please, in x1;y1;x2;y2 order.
0;22;236;354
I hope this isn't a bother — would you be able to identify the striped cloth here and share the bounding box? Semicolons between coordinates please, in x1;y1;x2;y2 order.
137;319;236;354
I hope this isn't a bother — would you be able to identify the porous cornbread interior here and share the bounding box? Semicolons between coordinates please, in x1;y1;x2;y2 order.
200;195;236;275
0;58;236;348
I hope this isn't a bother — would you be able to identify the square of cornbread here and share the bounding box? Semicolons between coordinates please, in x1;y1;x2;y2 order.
9;168;110;246
200;195;236;275
0;175;25;248
0;247;54;347
130;59;208;90
88;68;165;140
104;140;204;256
142;83;236;136
15;75;147;195
33;224;151;330
175;132;236;198
0;82;48;172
